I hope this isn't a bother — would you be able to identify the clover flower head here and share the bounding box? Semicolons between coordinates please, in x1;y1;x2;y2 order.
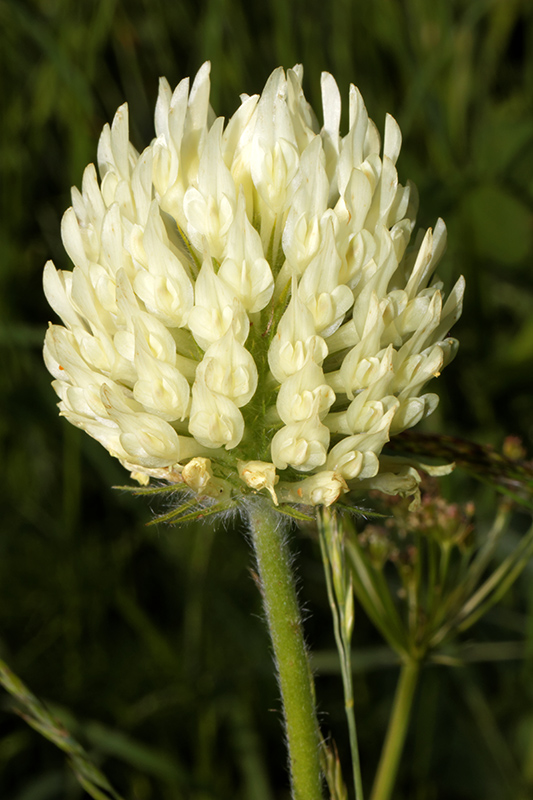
43;63;463;513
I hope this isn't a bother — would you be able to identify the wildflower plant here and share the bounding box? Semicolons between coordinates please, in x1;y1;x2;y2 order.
41;63;472;800
43;62;463;516
324;478;533;800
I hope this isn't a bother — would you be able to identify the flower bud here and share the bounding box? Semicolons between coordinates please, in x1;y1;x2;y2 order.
238;460;279;504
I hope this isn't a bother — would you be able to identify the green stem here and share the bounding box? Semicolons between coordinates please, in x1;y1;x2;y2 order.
370;659;420;800
318;510;364;800
247;498;323;800
343;654;365;800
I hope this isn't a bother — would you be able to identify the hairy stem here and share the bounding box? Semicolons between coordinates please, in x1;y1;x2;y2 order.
247;498;323;800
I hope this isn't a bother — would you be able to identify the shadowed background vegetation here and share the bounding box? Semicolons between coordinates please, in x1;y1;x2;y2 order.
1;0;533;797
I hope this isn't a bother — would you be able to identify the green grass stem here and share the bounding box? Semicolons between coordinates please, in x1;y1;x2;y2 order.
370;659;420;800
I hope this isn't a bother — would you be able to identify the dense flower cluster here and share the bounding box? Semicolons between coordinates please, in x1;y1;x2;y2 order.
43;63;463;508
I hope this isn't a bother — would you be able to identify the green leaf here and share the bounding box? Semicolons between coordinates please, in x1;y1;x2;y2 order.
508;315;533;363
146;495;205;525
0;659;124;800
472;104;533;178
462;183;532;265
82;721;186;782
277;503;315;522
113;483;187;496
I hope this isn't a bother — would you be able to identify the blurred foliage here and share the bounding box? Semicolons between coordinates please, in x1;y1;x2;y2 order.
1;0;533;797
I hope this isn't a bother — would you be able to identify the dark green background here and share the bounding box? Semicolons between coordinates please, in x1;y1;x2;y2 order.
1;0;533;797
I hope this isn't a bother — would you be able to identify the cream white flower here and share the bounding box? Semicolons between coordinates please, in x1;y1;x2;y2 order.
43;63;463;510
238;460;279;504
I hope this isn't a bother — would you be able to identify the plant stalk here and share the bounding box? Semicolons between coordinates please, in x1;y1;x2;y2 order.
318;508;364;800
247;498;323;800
370;659;420;800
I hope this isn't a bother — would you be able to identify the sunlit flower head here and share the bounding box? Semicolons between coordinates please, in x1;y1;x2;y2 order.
43;63;463;512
